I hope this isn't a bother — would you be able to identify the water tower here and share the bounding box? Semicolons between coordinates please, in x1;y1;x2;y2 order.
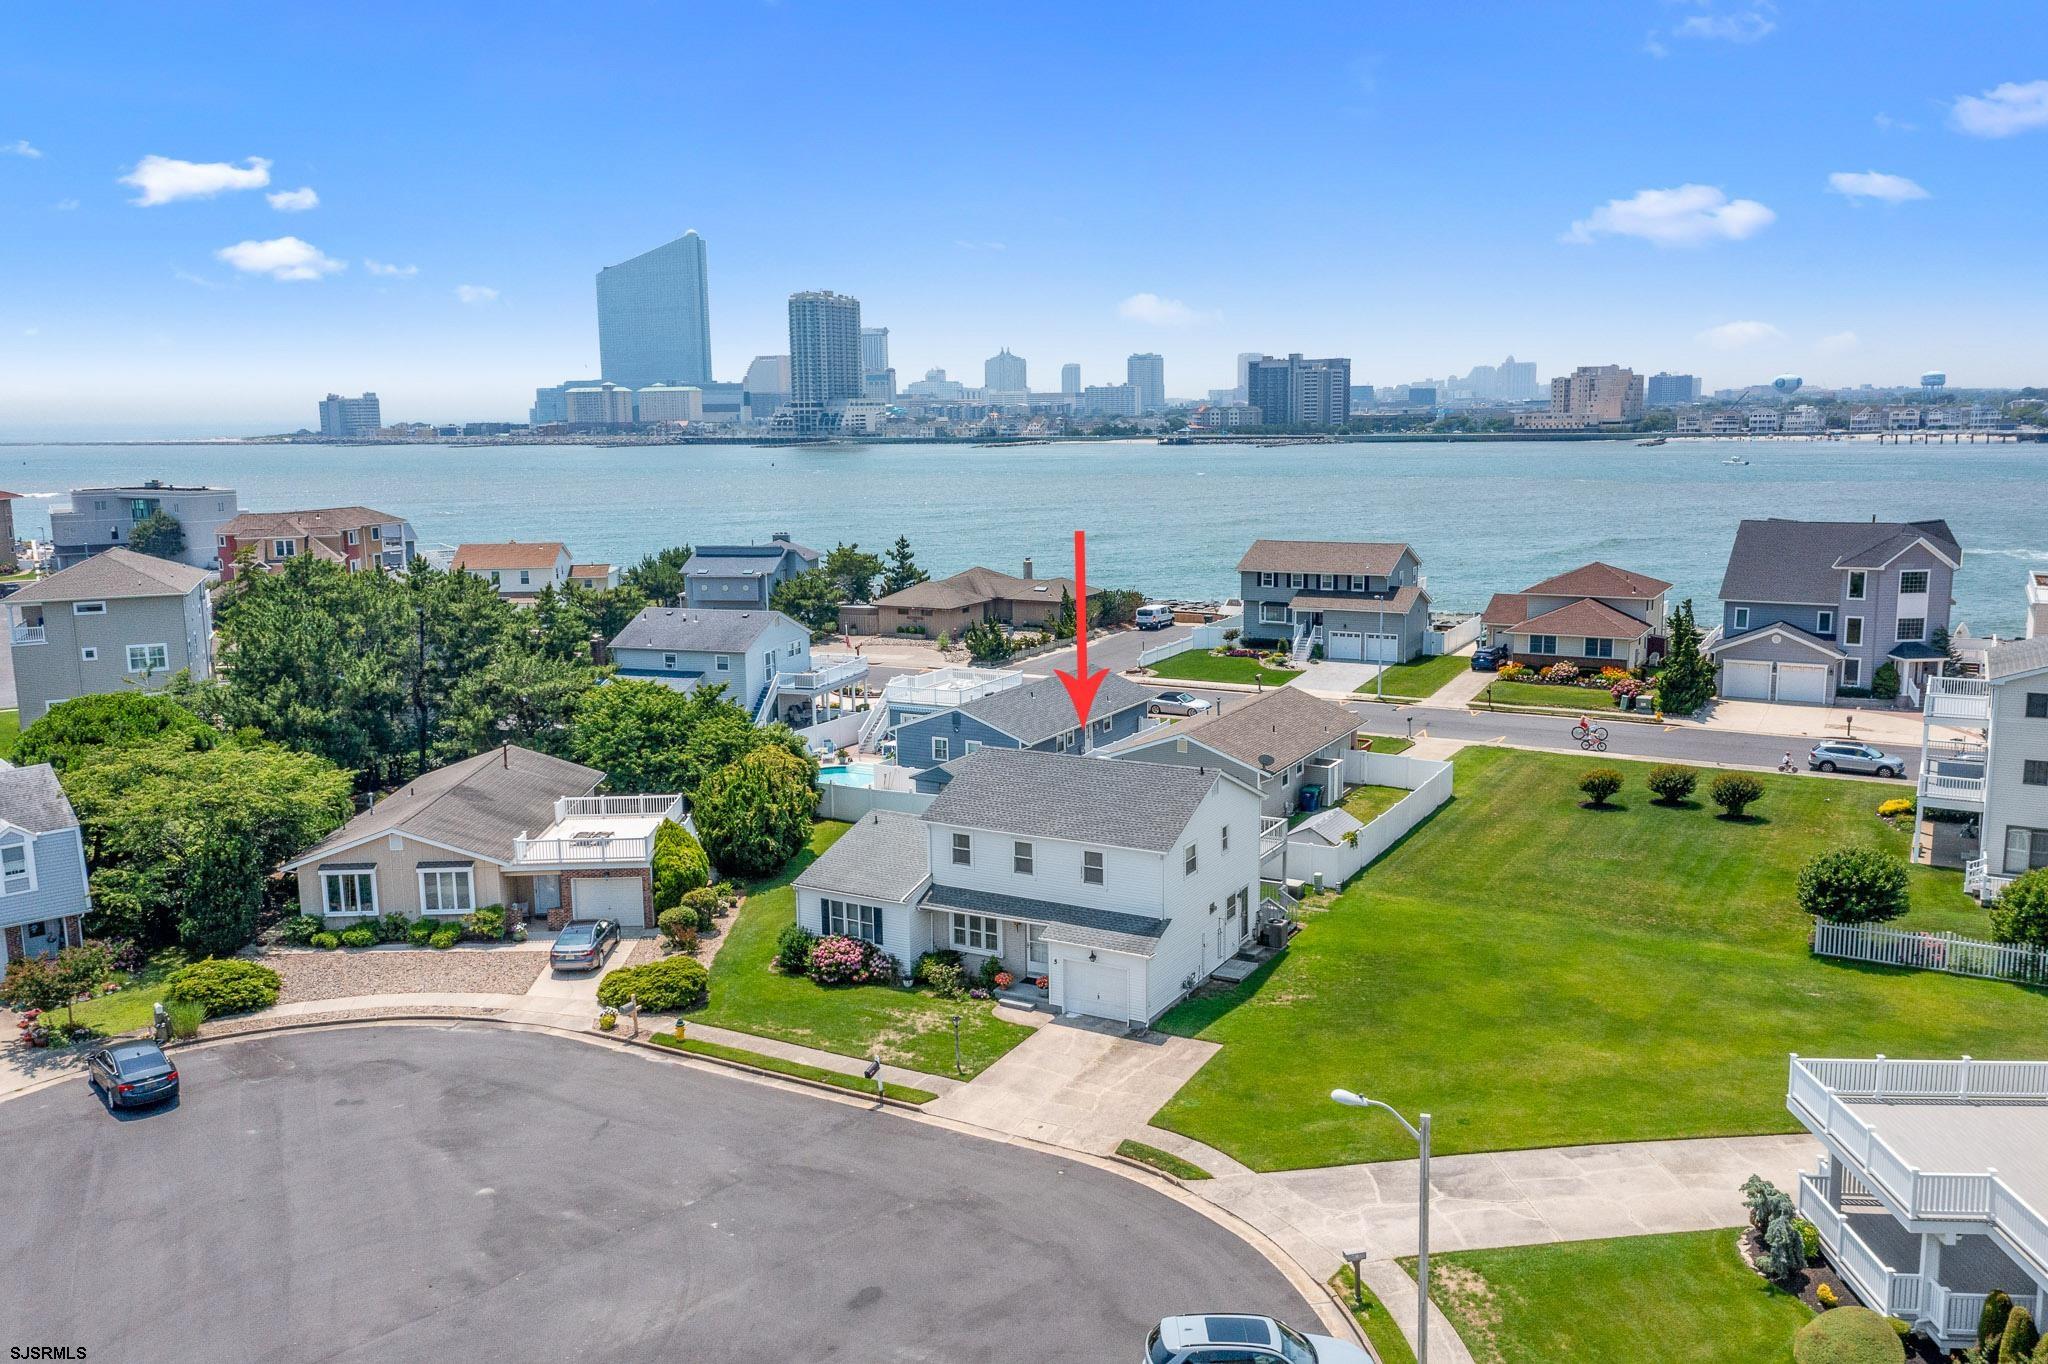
1920;371;1947;402
1772;374;1803;395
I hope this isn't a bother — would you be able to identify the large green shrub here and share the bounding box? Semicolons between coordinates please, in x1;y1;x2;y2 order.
692;747;816;877
429;926;460;950
1577;768;1623;808
278;914;323;946
1989;869;2048;949
1793;1307;1904;1364
311;931;340;950
651;820;711;908
680;886;721;932
595;955;709;1012
1797;847;1911;925
1978;1290;2012;1354
338;926;376;948
463;904;506;940
1710;771;1765;818
657;907;699;953
774;922;817;974
2004;1306;2040;1363
374;912;413;944
1646;765;1699;804
164;959;281;1016
1870;662;1900;701
406;921;435;946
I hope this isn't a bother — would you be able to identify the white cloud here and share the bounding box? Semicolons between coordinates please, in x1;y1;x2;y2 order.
1564;184;1775;246
3;139;41;158
122;154;271;205
1643;31;1670;58
1950;80;2048;138
1699;320;1784;350
1827;170;1930;203
1817;330;1860;354
1675;5;1776;42
1117;292;1209;326
1873;113;1917;134
454;284;498;304
266;186;319;212
365;259;417;278
214;236;344;282
52;198;78;211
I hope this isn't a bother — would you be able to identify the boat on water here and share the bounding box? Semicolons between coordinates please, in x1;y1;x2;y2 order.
1635;436;1667;447
1723;455;1750;465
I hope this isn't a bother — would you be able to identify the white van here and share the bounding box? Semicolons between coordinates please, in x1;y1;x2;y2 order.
1135;604;1175;631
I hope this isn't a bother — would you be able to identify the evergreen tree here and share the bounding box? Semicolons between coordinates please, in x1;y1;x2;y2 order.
622;545;692;606
771;568;845;637
881;535;929;595
823;543;885;602
127;510;185;560
1657;598;1714;714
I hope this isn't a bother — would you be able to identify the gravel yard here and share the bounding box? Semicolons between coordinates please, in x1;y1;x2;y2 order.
258;947;547;1003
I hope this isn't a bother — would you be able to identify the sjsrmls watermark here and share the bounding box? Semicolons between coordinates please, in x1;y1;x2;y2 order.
10;1348;89;1360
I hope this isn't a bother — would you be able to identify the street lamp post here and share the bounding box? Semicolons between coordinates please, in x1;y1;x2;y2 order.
1331;1089;1431;1364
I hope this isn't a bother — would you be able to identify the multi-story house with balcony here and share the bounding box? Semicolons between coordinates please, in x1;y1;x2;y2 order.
216;505;417;581
1236;539;1431;664
1708;518;1960;705
791;747;1262;1024
0;764;94;968
607;606;866;728
681;534;819;611
48;481;240;571
1914;631;2048;898
1788;1054;2048;1353
7;548;214;722
282;743;681;930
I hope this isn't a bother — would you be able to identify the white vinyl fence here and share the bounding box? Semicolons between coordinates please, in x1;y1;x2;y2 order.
1811;918;2048;985
797;711;868;754
1424;614;1482;657
1276;756;1453;889
816;782;933;822
1138;614;1245;666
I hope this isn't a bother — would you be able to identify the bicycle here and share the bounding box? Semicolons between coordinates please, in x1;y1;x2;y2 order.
1570;722;1609;745
1579;734;1608;751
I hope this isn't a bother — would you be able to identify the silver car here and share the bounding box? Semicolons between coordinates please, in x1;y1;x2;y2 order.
1151;690;1214;718
1146;1314;1372;1364
1808;741;1903;779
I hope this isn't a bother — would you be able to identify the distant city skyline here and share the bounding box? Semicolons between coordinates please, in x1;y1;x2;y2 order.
2;2;2045;429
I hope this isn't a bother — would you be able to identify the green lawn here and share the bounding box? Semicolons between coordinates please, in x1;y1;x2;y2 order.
1149;648;1302;687
652;1032;939;1103
695;822;1034;1079
54;949;188;1036
1152;746;2042;1170
1410;1230;1811;1364
1359;735;1413;755
1339;784;1411;823
1115;1138;1212;1180
1358;654;1470;700
1329;1266;1420;1364
1481;680;1622;710
0;709;17;760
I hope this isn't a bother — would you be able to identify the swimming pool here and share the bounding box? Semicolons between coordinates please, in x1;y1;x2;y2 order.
818;764;877;789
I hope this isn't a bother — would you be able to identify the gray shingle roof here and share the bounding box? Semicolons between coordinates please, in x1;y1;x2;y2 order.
284;744;602;868
921;883;1166;958
794;811;932;903
0;763;79;833
954;672;1156;745
920;747;1221;852
1294;807;1365;847
1114;687;1358;773
1987;635;2048;681
610;607;794;653
1236;539;1414;576
9;547;211;605
1719;519;1960;604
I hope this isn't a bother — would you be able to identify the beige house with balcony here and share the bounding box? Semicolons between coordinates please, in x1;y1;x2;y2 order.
7;547;214;723
280;744;682;930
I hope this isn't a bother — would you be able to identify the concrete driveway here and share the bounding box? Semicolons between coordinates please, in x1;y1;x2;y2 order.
1;1024;1316;1362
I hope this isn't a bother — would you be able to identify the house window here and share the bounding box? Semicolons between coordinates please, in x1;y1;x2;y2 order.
321;870;376;916
951;832;971;866
1816;611;1834;636
1095;716;1111;734
662;652;677;668
931;736;951;762
2004;828;2048;876
1184;843;1198;876
1260;602;1289;625
217;535;227;550
1289;573;1304;589
369;526;382;541
1320;574;1335;591
1583;638;1615;659
419;868;475;915
1258;572;1275;588
73;601;108;616
950;912;999;953
1847;572;1866;600
963;740;982;754
1528;635;1558;655
1013;841;1034;875
80;647;98;662
489;570;502;584
0;834;32;895
714;654;730;672
1082;850;1104;885
1844;617;1863;646
1842;659;1861;686
273;539;296;559
345;529;360;545
1899;570;1930;595
2028;694;2048;720
1896;617;1926;643
125;643;170;673
1220;825;1230;852
518;570;531;586
2025;761;2048;787
1732;607;1750;630
822;898;882;944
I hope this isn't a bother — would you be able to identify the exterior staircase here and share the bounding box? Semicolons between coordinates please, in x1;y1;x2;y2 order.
1289;623;1314;664
752;679;779;725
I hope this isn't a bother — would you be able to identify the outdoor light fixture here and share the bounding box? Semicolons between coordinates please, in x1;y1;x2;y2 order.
1331;1088;1433;1364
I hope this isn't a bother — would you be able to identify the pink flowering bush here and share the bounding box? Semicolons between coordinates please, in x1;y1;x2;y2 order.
1609;678;1645;700
1540;661;1580;685
804;934;898;987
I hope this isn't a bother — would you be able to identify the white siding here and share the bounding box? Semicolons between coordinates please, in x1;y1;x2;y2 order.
1142;778;1263;1019
1985;673;2048;879
924;824;1164;915
794;885;923;970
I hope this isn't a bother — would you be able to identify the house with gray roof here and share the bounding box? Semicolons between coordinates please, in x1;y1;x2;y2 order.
1236;538;1432;664
1102;686;1361;817
682;534;820;611
281;744;683;930
7;546;215;723
607;605;867;727
793;747;1263;1024
0;764;93;968
1709;518;1961;706
894;672;1158;781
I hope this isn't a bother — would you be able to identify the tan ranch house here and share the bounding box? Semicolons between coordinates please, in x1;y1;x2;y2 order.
281;745;682;930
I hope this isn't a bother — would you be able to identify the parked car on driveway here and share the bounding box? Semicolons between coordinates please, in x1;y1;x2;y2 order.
550;919;622;971
1135;604;1176;631
1808;741;1904;779
87;1039;179;1110
1150;690;1214;717
1145;1314;1370;1364
1470;642;1508;672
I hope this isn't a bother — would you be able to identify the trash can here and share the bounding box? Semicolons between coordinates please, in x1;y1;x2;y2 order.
1299;784;1323;813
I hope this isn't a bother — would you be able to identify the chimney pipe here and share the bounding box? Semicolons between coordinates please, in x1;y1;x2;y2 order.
1023;557;1034;580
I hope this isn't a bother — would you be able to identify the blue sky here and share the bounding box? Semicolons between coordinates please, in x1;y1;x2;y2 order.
2;1;2044;431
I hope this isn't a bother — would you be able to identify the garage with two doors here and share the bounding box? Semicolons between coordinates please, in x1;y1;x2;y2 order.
1712;632;1840;705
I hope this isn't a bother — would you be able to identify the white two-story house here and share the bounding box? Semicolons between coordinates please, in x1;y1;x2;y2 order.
793;748;1262;1024
1914;631;2048;897
450;541;573;602
607;606;866;727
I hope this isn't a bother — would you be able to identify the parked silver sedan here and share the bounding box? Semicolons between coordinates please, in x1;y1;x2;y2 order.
1808;741;1904;779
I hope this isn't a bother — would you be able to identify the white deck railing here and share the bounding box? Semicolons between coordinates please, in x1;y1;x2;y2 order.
777;655;868;693
10;624;44;645
1924;676;1991;721
1919;771;1986;803
1811;918;2048;985
512;833;653;866
550;793;682;822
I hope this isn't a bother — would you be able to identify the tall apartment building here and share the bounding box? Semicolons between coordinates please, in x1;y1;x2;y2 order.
1081;384;1140;417
530;379;603;426
985;348;1028;394
744;354;793;422
1127;353;1165;413
595;230;713;388
564;382;635;424
1060;363;1081;396
318;392;382;437
1519;365;1645;428
788;290;863;432
1245;354;1352;428
49;482;240;571
861;327;895;401
1646;372;1704;407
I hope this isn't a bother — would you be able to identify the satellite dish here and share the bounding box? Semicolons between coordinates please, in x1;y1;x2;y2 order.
1258;753;1275;770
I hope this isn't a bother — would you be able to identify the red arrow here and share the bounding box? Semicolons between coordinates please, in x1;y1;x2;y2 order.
1054;528;1107;735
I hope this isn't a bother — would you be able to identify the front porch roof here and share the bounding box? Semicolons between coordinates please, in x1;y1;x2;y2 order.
1290;584;1425;615
921;883;1166;957
1707;622;1846;660
1887;641;1946;662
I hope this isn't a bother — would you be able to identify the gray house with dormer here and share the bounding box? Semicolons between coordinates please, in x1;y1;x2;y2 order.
1236;539;1432;663
683;535;820;611
607;606;866;727
0;764;93;968
897;673;1158;782
1708;518;1960;705
7;547;215;723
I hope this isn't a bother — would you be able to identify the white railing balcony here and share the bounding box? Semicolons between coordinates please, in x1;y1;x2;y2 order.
1965;856;1991;896
1925;677;1991;721
10;624;45;645
1259;815;1289;856
1918;772;1987;804
512;832;654;867
550;793;683;822
775;655;869;693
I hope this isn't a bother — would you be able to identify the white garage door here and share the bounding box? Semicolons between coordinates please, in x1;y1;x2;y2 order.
1363;634;1401;663
571;876;642;922
1062;960;1132;1023
1722;660;1773;700
1775;663;1830;705
1327;631;1363;661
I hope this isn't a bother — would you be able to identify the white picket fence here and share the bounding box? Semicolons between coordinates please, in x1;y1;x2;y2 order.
1276;756;1453;888
1137;614;1244;666
1811;918;2048;985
